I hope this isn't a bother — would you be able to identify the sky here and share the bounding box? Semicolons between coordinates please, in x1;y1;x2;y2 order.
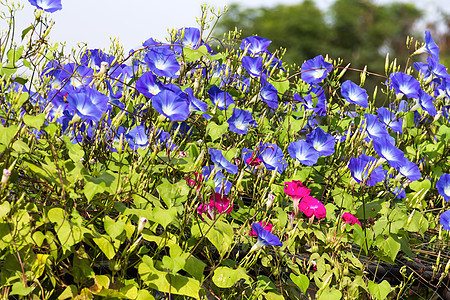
12;0;450;53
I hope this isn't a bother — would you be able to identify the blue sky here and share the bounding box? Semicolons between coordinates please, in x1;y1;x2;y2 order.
14;0;450;52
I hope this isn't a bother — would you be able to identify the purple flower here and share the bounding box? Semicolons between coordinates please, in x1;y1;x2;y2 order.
388;72;420;99
259;81;278;109
377;107;402;134
396;157;421;182
440;210;450;231
348;154;386;187
209;148;238;174
363;113;391;141
301;55;333;84
135;72;164;98
250;222;282;252
341;80;368;108
145;47;180;78
151;89;190;121
28;0;62;12
306;127;335;156
175;27;202;49
125;126;148;150
257;142;287;174
437;174;450;202
373;138;404;169
414;30;440;61
240;36;272;55
415;89;437;116
288;140;320;166
202;166;232;195
242;56;264;77
185;87;207;112
208;86;234;110
227;108;257;135
66;86;109;122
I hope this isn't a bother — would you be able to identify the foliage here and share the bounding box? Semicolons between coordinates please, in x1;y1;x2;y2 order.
0;1;450;299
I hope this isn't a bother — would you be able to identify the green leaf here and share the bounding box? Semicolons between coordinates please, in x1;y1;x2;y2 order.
83;181;105;201
21;26;33;40
136;290;155;300
438;125;450;142
206;220;233;256
93;235;117;260
152;206;178;229
318;288;342;300
0;124;18;146
0;201;11;219
269;78;289;94
409;179;431;192
212;266;251;288
104;216;125;239
58;285;78;300
206;121;229;142
184;45;211;62
7;46;23;65
156;178;189;207
382;236;401;263
12;140;30;153
10;281;33;296
368;280;391;300
290;273;309;294
162;255;185;273
23;113;45;128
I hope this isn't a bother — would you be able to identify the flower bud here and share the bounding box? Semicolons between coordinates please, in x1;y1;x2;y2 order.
266;192;275;210
137;217;148;235
1;169;11;187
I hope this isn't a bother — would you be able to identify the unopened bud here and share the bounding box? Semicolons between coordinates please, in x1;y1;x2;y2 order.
137;217;148;235
1;169;11;187
266;193;275;210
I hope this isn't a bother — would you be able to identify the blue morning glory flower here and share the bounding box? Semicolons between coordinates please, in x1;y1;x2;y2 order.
28;0;62;12
415;89;437;116
208;86;234;110
363;113;391;141
184;87;207;112
288;140;320;166
348;154;386;187
250;222;282;252
341;80;368;108
240;36;272;55
151;89;190;121
414;30;440;61
377;107;403;134
259;81;278;109
396;157;421;182
388;72;420;99
135;72;164;98
427;56;450;80
437;174;450;202
126;126;148;150
440;210;450;231
155;129;178;150
202;166;232;195
413;61;433;82
301;55;333;84
209;148;238;174
308;86;327;116
144;47;180;78
175;27;202;49
66;86;109;122
242;56;264;77
306;127;335;157
227;108;257;135
257;142;287;174
373;138;404;169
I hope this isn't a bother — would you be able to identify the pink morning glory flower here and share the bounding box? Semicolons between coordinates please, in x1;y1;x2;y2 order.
298;195;326;220
341;212;361;226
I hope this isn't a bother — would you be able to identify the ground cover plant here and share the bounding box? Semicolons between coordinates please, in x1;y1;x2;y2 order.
1;0;450;299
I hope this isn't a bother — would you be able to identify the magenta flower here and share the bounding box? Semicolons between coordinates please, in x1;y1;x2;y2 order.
298;195;326;219
284;180;311;215
341;212;361;226
249;221;273;236
197;193;233;220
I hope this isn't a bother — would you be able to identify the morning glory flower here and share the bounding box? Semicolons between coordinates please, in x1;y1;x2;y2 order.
284;180;311;215
388;72;420;99
175;27;202;49
427;56;450;80
185;87;207;112
415;89;437;116
348;154;386;187
197;193;233;220
342;212;361;226
287;140;320;166
209;148;238;174
298;195;326;219
227;108;257;135
440;210;450;231
240;36;272;55
306;127;335;156
241;148;263;169
208;86;234;110
202;166;232;195
125;126;148;150
249;222;273;236
413;61;433;83
28;0;62;12
341;80;368;108
257;142;287;174
151;89;190;121
377;107;403;134
437;174;450;202
250;222;282;252
309;86;328;116
373;138;404;169
396;157;421;182
242;56;264;77
259;81;278;109
66;86;109;122
135;72;164;98
301;55;333;84
413;30;440;61
145;47;180;78
363;113;391;141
